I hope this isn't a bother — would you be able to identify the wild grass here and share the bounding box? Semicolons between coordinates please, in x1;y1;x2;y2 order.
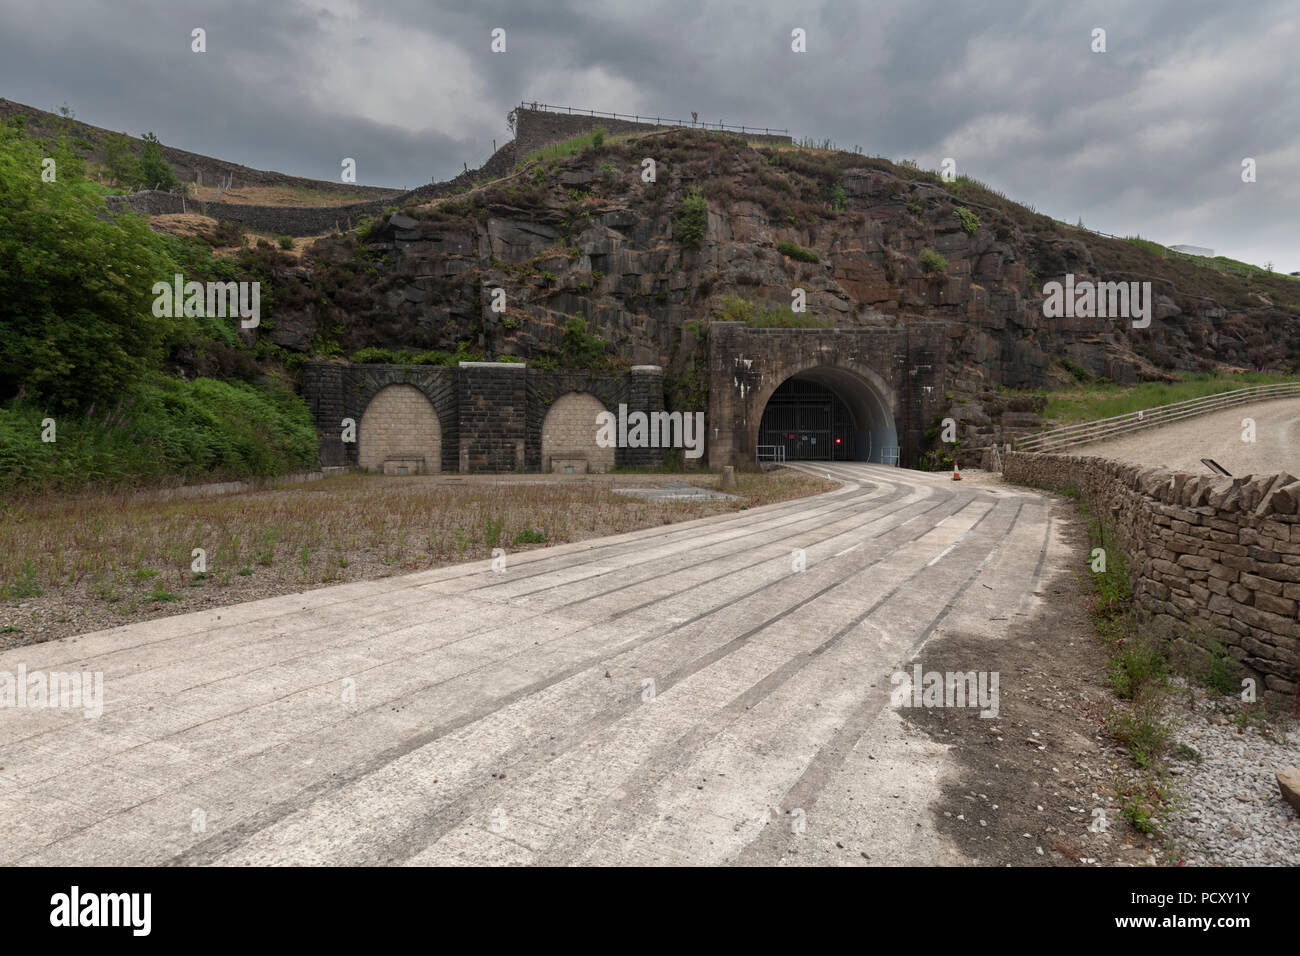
0;469;833;638
518;127;634;168
0;376;317;495
1010;371;1300;425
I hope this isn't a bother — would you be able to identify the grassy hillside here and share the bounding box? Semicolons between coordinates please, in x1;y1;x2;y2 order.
0;119;317;495
1023;372;1300;424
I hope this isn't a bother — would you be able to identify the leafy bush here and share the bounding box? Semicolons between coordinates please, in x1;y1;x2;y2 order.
1059;357;1092;383
350;346;406;364
560;317;609;368
100;132;142;189
919;248;947;273
276;236;295;250
0;123;186;409
0;376;317;493
955;207;980;235
674;187;708;247
776;240;820;263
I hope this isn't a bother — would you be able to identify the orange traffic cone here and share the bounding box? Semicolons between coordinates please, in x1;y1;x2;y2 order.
952;461;962;481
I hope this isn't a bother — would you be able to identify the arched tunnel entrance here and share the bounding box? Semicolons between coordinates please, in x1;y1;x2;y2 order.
756;368;899;464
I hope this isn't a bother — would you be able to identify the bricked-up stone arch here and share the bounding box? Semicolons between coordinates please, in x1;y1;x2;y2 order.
540;392;616;473
358;384;442;474
301;362;667;474
706;323;947;468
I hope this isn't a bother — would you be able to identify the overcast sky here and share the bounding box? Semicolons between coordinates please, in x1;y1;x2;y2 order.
2;0;1296;270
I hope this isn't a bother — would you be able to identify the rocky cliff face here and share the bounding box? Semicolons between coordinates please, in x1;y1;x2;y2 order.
258;128;1300;444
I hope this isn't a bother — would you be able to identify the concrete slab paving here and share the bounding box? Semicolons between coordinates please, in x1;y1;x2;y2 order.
0;463;1065;866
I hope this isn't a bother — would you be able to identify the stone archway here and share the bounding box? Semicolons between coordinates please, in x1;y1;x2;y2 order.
358;384;441;474
754;366;899;464
541;391;615;473
705;324;945;468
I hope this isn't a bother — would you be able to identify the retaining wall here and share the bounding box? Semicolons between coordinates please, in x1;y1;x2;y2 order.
1005;452;1300;707
104;141;517;237
302;361;668;474
513;107;792;159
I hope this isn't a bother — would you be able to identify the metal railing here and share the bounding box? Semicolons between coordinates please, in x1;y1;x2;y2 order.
517;101;789;137
1014;382;1300;454
756;445;787;463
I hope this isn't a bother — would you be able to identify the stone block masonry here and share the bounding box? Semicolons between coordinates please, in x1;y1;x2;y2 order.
302;361;670;475
1005;452;1300;708
706;323;947;468
458;362;527;473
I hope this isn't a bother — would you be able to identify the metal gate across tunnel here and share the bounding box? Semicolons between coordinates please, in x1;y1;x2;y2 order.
757;378;862;461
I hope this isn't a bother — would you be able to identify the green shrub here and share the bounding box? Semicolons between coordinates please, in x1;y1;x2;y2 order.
0;123;187;409
955;207;980;235
100;132;142;189
276;236;294;250
560;317;609;368
674;187;708;247
715;294;755;323
0;376;317;493
1059;357;1092;383
776;240;820;263
350;346;406;364
919;248;947;273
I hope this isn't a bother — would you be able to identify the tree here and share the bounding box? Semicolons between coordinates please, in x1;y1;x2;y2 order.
139;132;179;191
0;124;185;408
101;132;142;189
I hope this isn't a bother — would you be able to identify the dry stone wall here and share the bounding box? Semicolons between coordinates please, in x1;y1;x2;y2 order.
103;142;517;237
512;107;792;158
1005;452;1300;708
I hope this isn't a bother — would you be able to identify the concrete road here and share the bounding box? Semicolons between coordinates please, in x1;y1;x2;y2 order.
1066;397;1300;475
0;463;1064;866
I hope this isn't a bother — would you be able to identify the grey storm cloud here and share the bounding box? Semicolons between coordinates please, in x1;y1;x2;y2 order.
1;0;1295;268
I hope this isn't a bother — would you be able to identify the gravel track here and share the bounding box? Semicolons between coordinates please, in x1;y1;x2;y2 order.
1065;397;1300;474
